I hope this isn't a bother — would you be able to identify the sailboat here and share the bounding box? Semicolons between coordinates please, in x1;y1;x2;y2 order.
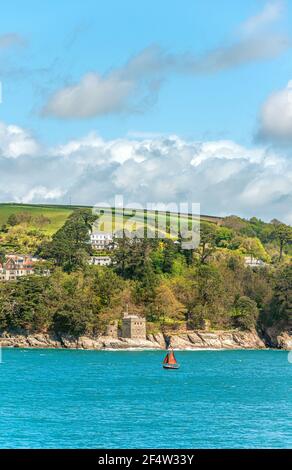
162;349;180;370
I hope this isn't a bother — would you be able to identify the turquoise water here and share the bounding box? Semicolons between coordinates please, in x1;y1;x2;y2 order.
0;349;291;448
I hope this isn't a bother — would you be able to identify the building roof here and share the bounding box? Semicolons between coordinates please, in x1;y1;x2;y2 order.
91;231;113;237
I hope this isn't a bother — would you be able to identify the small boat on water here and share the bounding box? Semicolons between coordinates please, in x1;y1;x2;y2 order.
162;349;180;370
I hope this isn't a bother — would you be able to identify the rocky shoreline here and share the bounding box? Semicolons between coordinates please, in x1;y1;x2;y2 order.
0;328;291;350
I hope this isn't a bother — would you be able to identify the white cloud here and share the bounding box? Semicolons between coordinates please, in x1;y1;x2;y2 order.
20;186;65;204
0;121;291;224
0;122;40;158
43;45;165;119
258;81;292;142
43;73;135;118
42;2;289;119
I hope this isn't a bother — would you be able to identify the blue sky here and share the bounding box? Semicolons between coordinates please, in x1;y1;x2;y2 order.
0;0;292;222
1;0;291;144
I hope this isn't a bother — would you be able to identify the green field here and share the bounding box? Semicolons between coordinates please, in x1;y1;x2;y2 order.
0;203;222;237
0;203;75;235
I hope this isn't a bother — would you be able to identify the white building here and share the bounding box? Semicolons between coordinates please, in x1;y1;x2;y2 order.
90;231;113;250
89;256;112;266
244;256;266;268
0;255;38;281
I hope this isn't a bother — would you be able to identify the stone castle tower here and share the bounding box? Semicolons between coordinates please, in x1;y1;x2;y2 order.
121;307;146;340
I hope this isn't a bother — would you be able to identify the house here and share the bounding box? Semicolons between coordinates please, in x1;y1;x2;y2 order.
244;256;266;268
90;231;113;250
0;255;37;281
89;256;112;266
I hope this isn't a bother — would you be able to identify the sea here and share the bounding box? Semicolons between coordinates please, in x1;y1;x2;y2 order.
0;349;291;448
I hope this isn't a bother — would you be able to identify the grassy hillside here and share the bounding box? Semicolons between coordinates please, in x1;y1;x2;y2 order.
1;203;290;261
0;204;74;236
0;203;222;237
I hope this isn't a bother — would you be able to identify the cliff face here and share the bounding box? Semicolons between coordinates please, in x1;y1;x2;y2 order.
264;326;292;350
0;328;283;350
167;330;266;350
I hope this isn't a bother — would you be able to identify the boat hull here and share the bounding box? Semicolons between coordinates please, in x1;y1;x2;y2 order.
162;364;180;370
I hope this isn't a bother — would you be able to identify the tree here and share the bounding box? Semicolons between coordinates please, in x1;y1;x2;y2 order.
239;236;269;262
1;226;49;255
222;215;247;232
195;222;217;264
272;222;292;261
215;226;234;247
33;215;51;229
113;235;154;280
231;296;259;330
269;265;292;325
0;276;50;332
39;209;98;271
111;232;134;279
7;214;18;226
177;232;195;265
148;282;185;327
161;239;178;273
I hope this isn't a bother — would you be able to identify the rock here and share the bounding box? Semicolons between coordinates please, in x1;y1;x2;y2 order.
232;330;265;349
0;327;282;350
99;336;162;349
0;332;63;349
77;336;103;350
170;334;203;349
168;329;266;350
187;332;205;347
147;333;166;348
196;332;223;348
277;333;292;349
265;326;292;350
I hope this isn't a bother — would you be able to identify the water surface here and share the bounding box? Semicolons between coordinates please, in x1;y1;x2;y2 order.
0;349;291;448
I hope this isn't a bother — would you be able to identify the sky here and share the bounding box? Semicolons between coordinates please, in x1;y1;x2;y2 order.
0;0;292;223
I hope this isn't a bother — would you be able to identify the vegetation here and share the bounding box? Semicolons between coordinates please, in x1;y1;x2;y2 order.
0;204;291;337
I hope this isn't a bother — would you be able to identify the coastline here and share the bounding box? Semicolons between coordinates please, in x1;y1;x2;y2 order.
0;328;291;351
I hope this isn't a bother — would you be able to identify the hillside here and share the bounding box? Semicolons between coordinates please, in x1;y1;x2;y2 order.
0;204;291;348
0;203;222;237
0;203;74;235
0;203;291;262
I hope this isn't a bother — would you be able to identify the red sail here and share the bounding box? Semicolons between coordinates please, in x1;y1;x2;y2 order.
163;353;169;364
168;351;177;365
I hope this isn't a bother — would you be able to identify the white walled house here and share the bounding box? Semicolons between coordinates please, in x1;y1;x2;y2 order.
244;256;266;268
89;256;112;266
90;231;113;250
0;255;36;281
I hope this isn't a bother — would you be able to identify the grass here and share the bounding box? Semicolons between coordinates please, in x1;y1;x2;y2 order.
0;203;74;235
0;203;222;237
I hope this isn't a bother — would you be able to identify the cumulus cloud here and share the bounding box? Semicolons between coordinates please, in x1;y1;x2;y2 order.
43;1;289;119
258;81;292;142
0;122;40;158
0;120;291;223
21;186;66;204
